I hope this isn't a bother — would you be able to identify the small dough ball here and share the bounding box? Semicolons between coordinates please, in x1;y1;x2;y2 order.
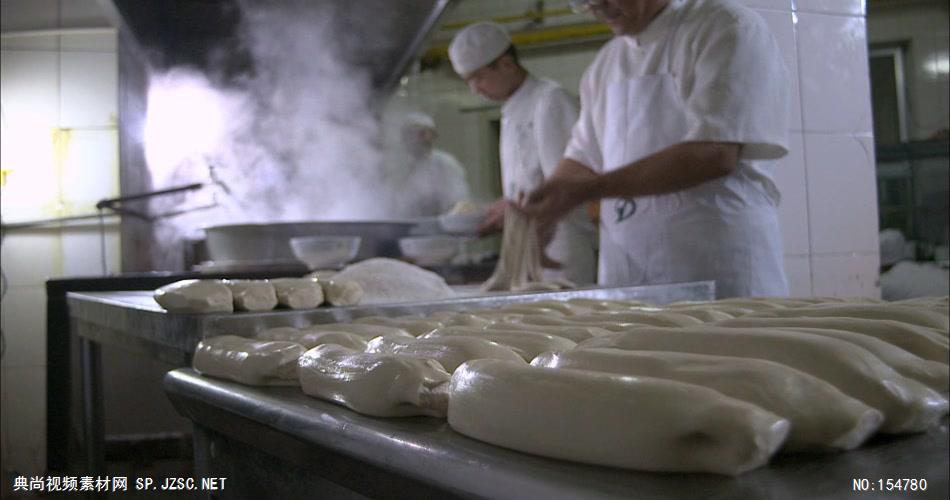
154;280;233;313
322;280;363;306
271;278;324;309
224;280;278;311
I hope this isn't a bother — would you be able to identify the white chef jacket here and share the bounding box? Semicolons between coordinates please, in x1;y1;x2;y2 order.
402;149;472;217
564;0;790;296
500;75;598;285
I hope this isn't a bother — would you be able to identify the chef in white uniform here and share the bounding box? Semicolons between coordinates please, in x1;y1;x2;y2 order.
399;112;472;217
521;0;790;298
448;22;598;285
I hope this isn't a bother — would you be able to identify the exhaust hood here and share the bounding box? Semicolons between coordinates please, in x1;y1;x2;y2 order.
110;0;453;93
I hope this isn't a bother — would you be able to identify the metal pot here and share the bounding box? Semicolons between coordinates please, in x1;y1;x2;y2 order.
204;221;420;263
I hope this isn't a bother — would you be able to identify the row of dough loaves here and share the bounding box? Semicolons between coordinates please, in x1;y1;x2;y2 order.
154;258;458;313
154;277;362;313
191;295;949;475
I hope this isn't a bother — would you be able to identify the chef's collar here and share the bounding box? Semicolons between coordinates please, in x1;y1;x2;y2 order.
626;0;686;49
502;74;538;115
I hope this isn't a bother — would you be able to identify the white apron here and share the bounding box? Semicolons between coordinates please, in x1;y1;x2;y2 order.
598;11;788;298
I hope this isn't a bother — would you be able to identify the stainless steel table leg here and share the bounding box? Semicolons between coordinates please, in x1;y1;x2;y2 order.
79;337;104;477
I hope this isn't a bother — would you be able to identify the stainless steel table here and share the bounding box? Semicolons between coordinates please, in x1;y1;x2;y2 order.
164;368;949;500
67;281;715;478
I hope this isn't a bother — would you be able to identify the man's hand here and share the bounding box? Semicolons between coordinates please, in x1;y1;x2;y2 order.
520;175;592;229
476;198;510;236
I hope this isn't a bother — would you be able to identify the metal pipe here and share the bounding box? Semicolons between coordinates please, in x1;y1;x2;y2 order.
95;182;205;209
1;213;119;231
439;7;575;31
0;27;115;38
423;22;610;62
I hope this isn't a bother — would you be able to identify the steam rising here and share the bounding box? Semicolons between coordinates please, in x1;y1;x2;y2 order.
143;0;425;246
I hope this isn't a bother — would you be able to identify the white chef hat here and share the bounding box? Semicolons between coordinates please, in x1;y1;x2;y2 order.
879;228;907;266
404;111;436;129
448;22;512;78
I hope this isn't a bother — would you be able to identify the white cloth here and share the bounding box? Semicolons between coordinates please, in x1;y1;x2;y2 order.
500;76;598;285
880;261;950;300
564;0;789;298
401;149;471;217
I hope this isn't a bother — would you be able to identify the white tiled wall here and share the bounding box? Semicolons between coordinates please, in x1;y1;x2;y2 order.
804;134;879;255
418;0;881;298
797;13;874;133
1;0;119;474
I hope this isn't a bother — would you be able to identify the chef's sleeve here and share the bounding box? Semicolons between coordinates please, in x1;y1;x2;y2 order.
533;87;580;179
683;15;789;160
563;68;604;172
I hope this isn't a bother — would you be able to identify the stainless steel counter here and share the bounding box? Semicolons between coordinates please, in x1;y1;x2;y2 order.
67;281;715;366
67;281;714;479
164;368;949;500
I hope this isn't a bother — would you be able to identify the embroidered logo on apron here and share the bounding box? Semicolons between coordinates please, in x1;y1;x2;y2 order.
613;197;637;223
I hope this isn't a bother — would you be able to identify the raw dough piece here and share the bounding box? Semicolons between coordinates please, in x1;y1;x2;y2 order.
766;327;949;393
716;317;949;364
331;258;455;304
570;311;704;327
270;278;324;309
319;280;364;307
258;327;368;351
703;298;791;311
447;310;526;324
481;207;571;292
667;302;756;317
532;349;883;451
353;316;444;336
256;326;301;339
448;359;789;475
154;280;233;313
487;321;614;342
516;315;630;332
506;300;597;316
665;307;735;323
223;280;278;311
747;304;949;331
566;298;650;310
493;305;567;317
422;326;576;361
193;335;304;386
297;345;450;417
365;335;525;372
426;311;496;328
578;327;948;433
891;296;949;311
302;322;414;340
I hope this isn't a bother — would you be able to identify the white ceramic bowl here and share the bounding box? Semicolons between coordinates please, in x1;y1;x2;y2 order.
438;212;485;235
398;236;461;265
289;236;361;270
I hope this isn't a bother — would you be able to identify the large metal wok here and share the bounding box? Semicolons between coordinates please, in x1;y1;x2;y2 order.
204;220;426;264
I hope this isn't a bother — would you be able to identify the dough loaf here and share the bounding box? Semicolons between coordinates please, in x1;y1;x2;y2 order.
448;359;790;475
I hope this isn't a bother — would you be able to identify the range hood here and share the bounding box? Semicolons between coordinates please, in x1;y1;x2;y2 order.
110;0;453;93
